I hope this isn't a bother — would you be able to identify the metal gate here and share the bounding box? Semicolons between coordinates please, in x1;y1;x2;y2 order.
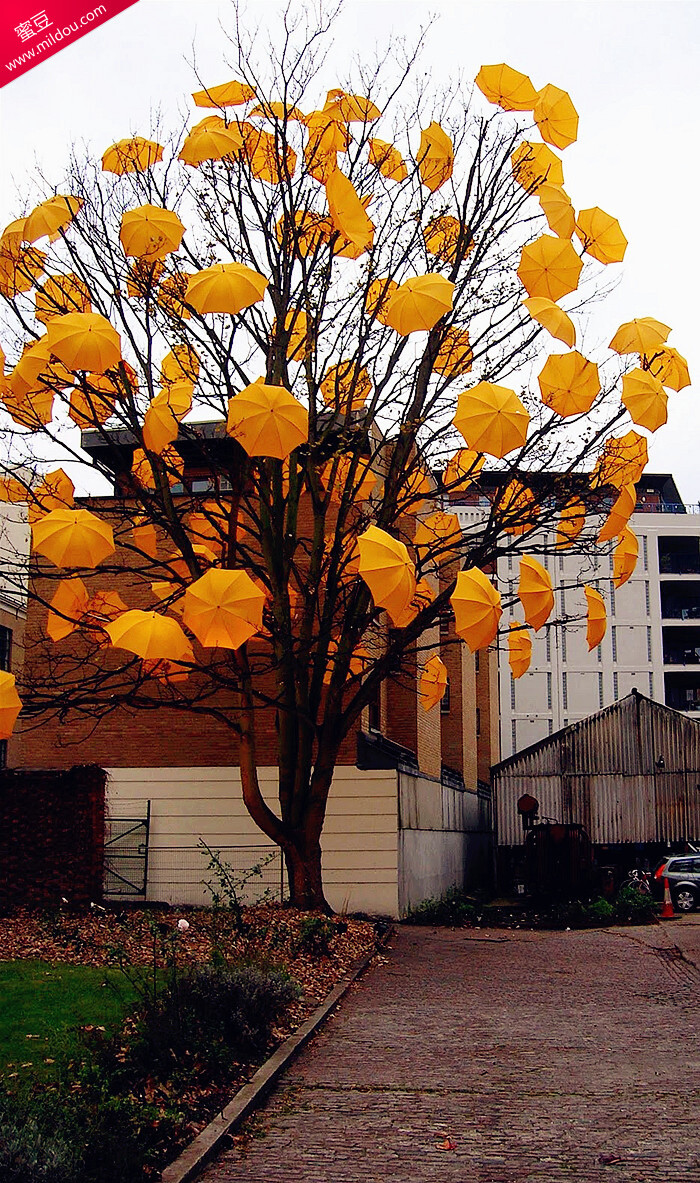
104;803;150;896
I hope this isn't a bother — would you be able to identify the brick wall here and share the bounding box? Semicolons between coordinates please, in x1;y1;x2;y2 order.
0;764;105;909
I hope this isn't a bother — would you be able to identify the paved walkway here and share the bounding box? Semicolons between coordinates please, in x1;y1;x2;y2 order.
201;917;700;1183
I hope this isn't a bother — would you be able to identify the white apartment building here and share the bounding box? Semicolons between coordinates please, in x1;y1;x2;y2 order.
454;474;700;760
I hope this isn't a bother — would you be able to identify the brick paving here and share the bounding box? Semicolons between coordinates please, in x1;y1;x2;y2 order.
200;918;700;1183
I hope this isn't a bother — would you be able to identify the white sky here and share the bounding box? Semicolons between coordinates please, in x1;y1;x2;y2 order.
1;0;698;500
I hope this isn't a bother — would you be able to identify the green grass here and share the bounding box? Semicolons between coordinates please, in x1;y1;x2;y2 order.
0;960;137;1081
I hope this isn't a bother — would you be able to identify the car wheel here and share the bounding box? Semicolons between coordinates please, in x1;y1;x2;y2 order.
673;887;698;913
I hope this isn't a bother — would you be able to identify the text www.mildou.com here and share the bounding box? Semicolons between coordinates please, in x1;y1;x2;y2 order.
6;5;107;73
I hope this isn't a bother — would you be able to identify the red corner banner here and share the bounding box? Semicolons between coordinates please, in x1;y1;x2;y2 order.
2;0;140;86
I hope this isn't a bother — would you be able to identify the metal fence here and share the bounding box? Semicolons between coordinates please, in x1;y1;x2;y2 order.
104;838;286;906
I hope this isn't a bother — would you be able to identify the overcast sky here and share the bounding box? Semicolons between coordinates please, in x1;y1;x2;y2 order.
1;0;698;501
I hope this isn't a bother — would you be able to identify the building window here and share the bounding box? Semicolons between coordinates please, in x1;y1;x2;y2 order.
441;677;451;714
609;581;616;617
561;627;567;663
562;672;568;710
613;671;619;700
647;626;653;663
559;587;566;615
546;632;551;662
611;626;617;662
0;627;11;672
547;672;552;709
507;554;513;572
475;651;480;673
599;672;604;707
649;672;654;698
476;706;481;735
642;535;648;572
558;554;564;573
511;719;517;752
510;675;516;710
191;478;214;494
439;611;451;636
645;582;651;617
548;719;553;735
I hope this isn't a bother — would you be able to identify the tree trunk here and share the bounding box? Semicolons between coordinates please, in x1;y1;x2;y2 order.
285;836;332;912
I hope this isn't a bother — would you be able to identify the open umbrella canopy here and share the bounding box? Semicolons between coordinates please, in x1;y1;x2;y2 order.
453;382;529;458
32;507;115;568
325;168;374;254
161;344;199;386
419;655;449;711
83;589;130;639
432;327;473;378
575;207;627;265
537;183;575;239
179;117;244;166
443;448;485;492
186;262;268;314
132;445;184;490
131;516;159;558
248;100;305;121
584;585;607;650
609;317;671;356
508;623;533;678
644;345;690;392
511;142;564;193
613;527;639;589
365;277;398;324
272;308;312;361
384;274;455;335
451;567;502;652
597;483;636;543
106;609;191;661
35;274;91;325
324;90;381;122
413;511;462;561
126;258;164;298
534;83;579;149
27;469;74;525
538;350;600;416
47;577;90;642
517;235;583;301
497;479;538;536
182;568;266;650
102;137;164;174
323;454;377;503
390;578;436;628
474;63;539;111
320;360;372;412
357;525;417;622
119;205;186;261
322;640;370;684
556;498;586;548
143;391;181;454
367;138;407;180
593;430;648;490
0;245;46;298
416;122;454;192
621;368;668;432
0;476;27;503
24;196;82;243
518;555;554;631
192;80;256;107
0;672;22;741
244;126;297;183
69;382;116;428
423;216;472;265
47;312;121;373
226;380;308;459
522;296;575;348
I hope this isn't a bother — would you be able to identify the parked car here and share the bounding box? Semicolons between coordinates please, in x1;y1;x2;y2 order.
653;856;700;912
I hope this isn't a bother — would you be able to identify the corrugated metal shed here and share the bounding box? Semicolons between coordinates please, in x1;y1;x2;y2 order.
493;692;700;846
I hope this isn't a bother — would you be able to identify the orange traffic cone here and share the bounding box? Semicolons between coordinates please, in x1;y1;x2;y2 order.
661;877;674;919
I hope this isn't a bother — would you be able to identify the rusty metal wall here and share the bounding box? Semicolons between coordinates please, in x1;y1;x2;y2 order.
495;693;700;846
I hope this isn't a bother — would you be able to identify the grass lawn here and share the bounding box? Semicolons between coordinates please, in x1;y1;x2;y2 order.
0;960;137;1080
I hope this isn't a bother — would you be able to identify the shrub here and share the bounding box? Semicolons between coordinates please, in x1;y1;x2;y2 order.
582;897;615;926
614;883;658;924
296;915;346;956
405;887;477;927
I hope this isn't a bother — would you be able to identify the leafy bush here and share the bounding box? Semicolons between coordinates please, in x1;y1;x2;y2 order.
405;887;477;927
296;915;346;956
614;883;658;923
581;897;615;925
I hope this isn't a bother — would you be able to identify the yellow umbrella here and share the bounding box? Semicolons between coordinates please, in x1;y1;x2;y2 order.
423;216;472;265
106;609;191;660
132;445;184;489
432;327;473;378
443;448;484;492
83;590;130;640
390;578;436;628
609;317;671;356
537;183;575;239
324;90;381;122
47;578;90;642
534;83;579;149
0;476;27;503
0;217;28;257
644;345;690;392
621;368;667;432
186;262;268;315
413;511;462;560
131;516;159;557
453;382;529;458
384;275;455;335
576;207;627;265
497;479;538;535
142;647;194;684
179;116;244;166
322;640;370;684
304;108;350;156
325;168;375;255
126;258;164;298
356;525;417;622
102;137;164;174
597;483;636;543
451;567;502;652
69;382;115;428
368;139;407;181
613;527;639;589
35;274;91;325
584;586;607;650
192;80;256;107
142;391;180;454
27;469;74;525
474;63;539;111
522;296;575;348
0;672;22;741
320;361;372;412
395;465;432;513
119;205;186;260
417;122;454;192
248;101;305;121
245;127;297;183
518;555;554;631
512;142;564;193
186;505;227;554
538;350;600;416
32;507;115;567
161;344;199;386
4;383;54;430
227;380;307;459
182;568;266;649
0;246;46;297
419;655;449;711
556;498;586;548
156;272;192;320
276;210;332;257
365;278;398;325
508;623;533;678
273;309;312;361
47;312;121;373
593;430;648;490
24;196;82;243
517;235;583;301
323;454;377;503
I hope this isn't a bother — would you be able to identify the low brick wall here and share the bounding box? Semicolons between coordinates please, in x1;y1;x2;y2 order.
0;765;106;910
